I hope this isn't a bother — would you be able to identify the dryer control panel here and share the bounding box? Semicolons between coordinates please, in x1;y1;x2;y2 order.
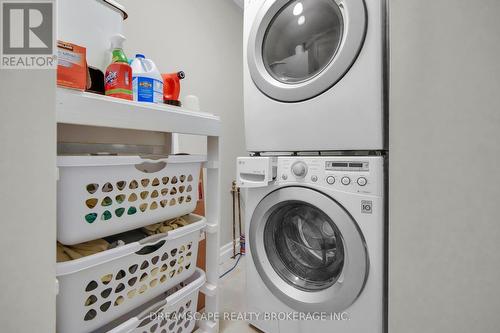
276;156;384;196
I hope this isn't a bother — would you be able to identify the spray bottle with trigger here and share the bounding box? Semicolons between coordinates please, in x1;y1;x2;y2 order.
104;34;133;101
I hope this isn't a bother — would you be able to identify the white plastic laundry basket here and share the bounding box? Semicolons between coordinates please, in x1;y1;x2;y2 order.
56;214;205;333
57;155;204;245
102;268;205;333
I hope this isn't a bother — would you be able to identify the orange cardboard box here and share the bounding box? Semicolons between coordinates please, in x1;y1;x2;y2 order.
57;41;87;90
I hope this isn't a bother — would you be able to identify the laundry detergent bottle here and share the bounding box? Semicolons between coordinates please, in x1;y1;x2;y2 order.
131;54;164;103
104;34;133;100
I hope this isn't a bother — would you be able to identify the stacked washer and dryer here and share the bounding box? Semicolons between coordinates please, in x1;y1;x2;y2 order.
237;0;387;332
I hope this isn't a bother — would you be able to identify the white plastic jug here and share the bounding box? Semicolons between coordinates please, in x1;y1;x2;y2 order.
131;54;164;103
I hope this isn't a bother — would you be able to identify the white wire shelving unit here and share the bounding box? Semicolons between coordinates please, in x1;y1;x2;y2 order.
56;87;222;333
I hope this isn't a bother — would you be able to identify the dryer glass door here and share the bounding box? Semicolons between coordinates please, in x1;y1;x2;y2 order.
247;0;367;102
262;0;344;84
249;187;368;313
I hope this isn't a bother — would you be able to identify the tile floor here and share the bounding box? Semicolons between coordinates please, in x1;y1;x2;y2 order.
218;255;261;333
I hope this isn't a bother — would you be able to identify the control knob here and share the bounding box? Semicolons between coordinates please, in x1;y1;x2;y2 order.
341;176;351;185
326;176;335;185
357;177;367;186
291;161;308;178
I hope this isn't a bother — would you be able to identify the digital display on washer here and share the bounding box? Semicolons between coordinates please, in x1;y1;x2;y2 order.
326;161;369;171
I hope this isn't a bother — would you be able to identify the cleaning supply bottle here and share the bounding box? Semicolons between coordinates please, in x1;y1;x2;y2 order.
131;54;164;103
104;34;133;101
162;71;185;105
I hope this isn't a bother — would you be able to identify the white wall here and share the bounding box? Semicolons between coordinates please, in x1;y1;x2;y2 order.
389;0;500;332
119;0;246;247
0;59;56;332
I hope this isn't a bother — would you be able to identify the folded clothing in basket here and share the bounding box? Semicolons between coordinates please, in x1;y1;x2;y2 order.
57;239;124;262
57;215;196;263
142;215;192;235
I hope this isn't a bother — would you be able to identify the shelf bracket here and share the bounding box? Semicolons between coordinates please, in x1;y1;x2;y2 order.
200;282;217;297
205;223;219;234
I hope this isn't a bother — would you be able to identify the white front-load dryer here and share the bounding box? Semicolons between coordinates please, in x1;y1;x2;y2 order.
238;156;386;333
244;0;387;152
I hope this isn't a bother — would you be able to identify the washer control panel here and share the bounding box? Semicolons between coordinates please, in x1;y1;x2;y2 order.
276;156;383;195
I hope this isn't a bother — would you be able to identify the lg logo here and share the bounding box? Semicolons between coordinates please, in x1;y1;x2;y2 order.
361;200;373;214
1;1;55;68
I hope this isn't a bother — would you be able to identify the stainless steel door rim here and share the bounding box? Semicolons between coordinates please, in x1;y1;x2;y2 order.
247;0;367;102
249;186;368;313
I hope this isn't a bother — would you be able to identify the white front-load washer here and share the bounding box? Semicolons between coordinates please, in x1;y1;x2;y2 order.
237;155;386;333
244;0;387;152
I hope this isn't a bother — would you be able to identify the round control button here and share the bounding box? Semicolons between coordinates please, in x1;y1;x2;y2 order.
282;174;288;180
357;177;367;186
341;176;351;185
291;161;308;178
311;175;318;182
326;176;335;185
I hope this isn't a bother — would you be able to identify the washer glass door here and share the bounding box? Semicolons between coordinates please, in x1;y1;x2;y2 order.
247;0;367;102
249;187;368;313
265;203;344;291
